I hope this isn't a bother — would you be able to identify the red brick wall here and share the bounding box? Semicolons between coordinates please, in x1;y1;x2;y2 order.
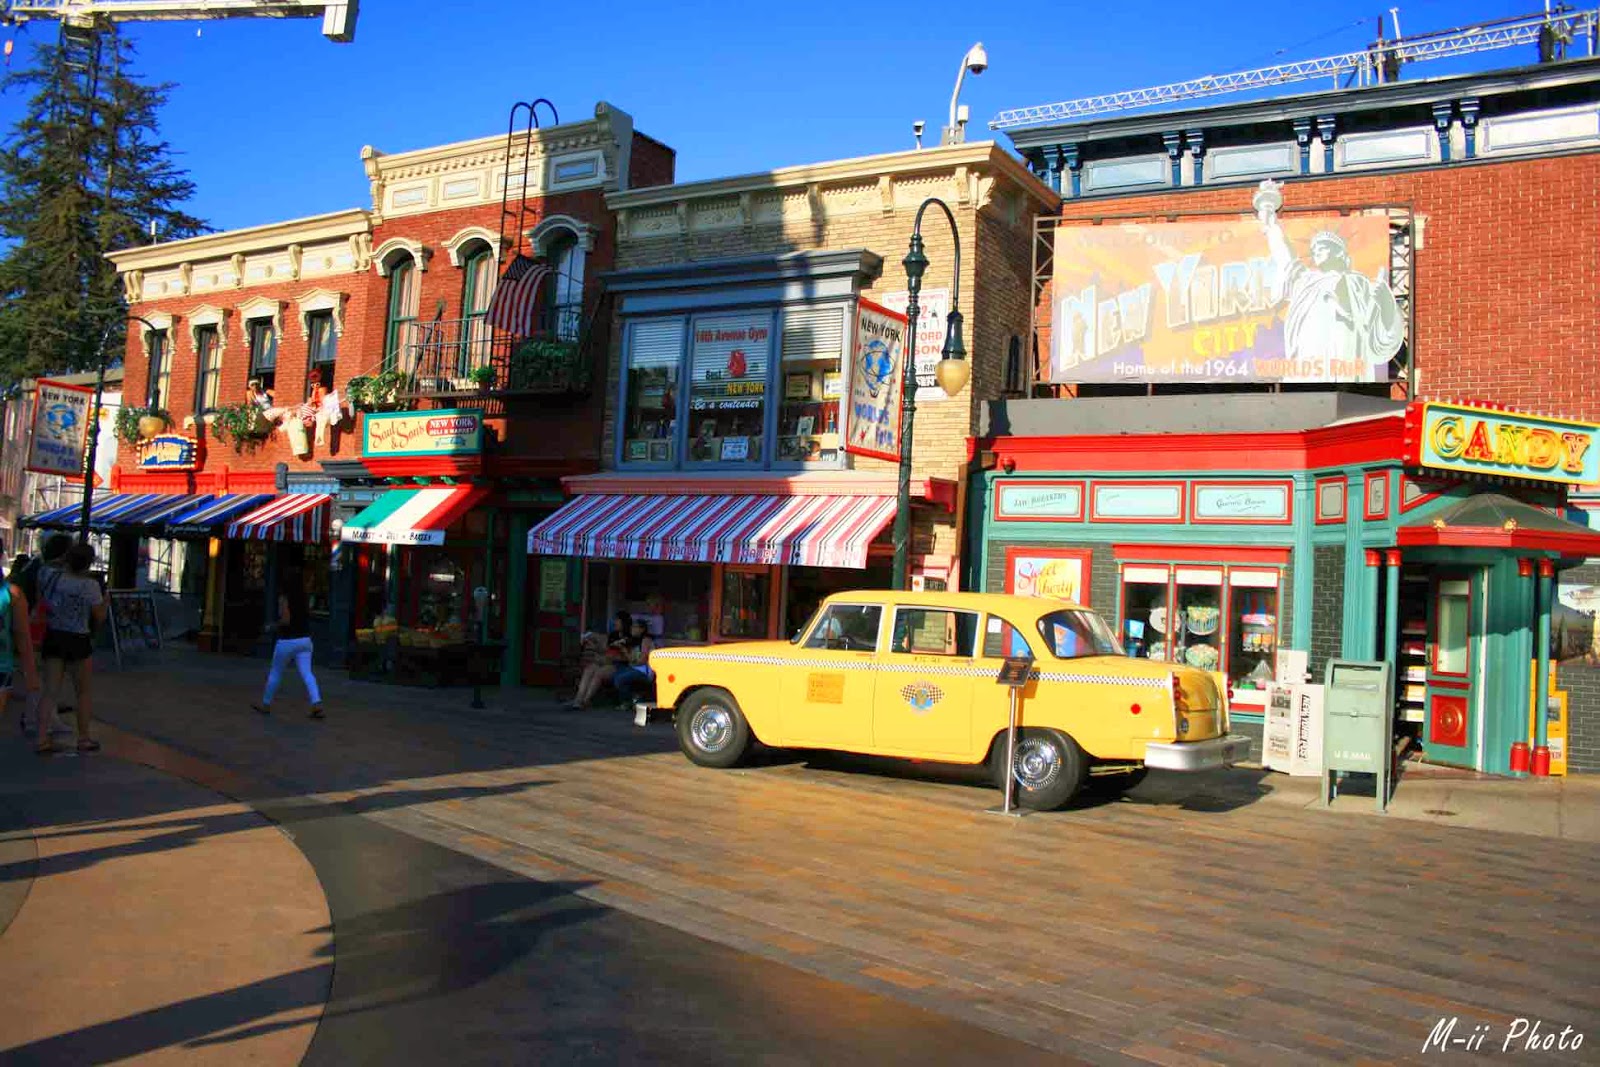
122;274;382;476
629;134;677;191
1044;152;1600;420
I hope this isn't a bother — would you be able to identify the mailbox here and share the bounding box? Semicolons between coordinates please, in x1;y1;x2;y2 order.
1320;659;1393;813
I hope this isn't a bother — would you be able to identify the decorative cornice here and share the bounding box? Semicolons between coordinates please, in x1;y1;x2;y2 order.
236;295;284;341
529;215;598;254
444;227;505;267
296;288;350;337
372;236;430;275
606;141;1057;217
186;304;229;352
106;209;370;273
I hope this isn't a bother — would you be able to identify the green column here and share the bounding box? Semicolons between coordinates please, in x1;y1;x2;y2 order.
1383;551;1400;665
502;512;531;688
1535;563;1553;751
1291;476;1316;653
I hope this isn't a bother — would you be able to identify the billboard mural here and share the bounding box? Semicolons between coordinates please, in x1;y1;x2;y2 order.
1050;181;1405;384
844;299;908;463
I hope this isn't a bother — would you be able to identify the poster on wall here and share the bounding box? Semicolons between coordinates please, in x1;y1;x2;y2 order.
25;379;94;477
1050;181;1404;384
93;391;120;488
878;288;951;403
1005;548;1090;604
844;299;908;462
1554;576;1600;665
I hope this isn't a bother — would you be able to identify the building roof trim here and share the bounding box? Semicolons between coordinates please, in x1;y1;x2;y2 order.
106;208;371;272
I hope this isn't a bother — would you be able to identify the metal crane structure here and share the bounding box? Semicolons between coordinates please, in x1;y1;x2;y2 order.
991;6;1600;129
3;0;356;41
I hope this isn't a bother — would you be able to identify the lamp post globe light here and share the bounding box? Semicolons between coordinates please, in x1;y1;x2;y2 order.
890;197;969;592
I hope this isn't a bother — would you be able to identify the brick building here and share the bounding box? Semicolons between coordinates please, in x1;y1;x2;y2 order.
965;59;1600;774
91;103;674;683
526;142;1055;648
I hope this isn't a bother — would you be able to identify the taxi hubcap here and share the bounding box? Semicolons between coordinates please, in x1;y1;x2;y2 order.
692;705;734;752
1013;738;1061;791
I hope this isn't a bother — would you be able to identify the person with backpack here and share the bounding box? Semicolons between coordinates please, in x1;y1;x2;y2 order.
0;567;41;730
36;542;106;756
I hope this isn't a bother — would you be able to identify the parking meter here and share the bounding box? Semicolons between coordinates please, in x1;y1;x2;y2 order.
1320;659;1393;813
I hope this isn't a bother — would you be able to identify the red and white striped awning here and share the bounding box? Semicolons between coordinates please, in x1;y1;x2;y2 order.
225;493;331;543
528;493;895;569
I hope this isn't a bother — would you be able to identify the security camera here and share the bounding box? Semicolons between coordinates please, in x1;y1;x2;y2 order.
913;120;925;136
964;42;988;76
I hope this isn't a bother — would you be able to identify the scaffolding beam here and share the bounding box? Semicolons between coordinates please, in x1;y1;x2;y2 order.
3;0;356;41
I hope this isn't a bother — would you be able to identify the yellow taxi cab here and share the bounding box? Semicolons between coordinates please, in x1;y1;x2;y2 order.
651;590;1251;810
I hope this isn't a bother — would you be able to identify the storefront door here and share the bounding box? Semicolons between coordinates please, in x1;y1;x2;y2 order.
527;556;579;686
1424;570;1483;767
871;604;978;757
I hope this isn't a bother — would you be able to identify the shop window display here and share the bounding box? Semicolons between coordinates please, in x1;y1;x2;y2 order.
621;319;683;464
1118;562;1281;690
687;312;770;465
1120;565;1170;660
417;554;467;635
719;568;770;640
784;562;893;638
776;306;845;464
1226;571;1279;697
617;563;711;643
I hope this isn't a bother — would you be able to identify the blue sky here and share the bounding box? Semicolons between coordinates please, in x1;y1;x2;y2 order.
0;0;1557;235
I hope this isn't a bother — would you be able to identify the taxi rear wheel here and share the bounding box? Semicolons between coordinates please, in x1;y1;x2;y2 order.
677;689;752;769
990;728;1087;811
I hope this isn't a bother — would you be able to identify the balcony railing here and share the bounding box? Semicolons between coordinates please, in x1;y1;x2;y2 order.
396;302;595;399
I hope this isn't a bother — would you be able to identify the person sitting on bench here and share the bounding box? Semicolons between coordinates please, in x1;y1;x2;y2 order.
612;618;657;704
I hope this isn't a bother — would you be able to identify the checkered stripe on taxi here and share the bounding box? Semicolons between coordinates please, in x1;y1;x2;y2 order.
651;650;1173;689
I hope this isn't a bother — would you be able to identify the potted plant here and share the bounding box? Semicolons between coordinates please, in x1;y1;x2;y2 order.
114;406;170;445
469;364;498;391
346;369;411;412
209;401;276;451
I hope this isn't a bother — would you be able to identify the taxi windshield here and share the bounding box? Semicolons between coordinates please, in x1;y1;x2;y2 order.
1036;609;1123;660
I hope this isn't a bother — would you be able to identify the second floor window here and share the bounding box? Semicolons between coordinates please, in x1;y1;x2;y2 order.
547;233;585;342
384;255;419;372
194;325;222;415
146;329;170;411
307;311;338;396
461;246;494;375
247;319;277;397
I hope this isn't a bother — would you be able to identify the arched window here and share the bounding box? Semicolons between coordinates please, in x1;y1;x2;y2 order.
384;255;419;372
545;232;585;342
460;244;495;378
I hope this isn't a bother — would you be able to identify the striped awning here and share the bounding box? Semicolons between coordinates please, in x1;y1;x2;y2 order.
166;493;276;538
527;493;895;569
340;485;489;546
21;492;172;530
226;493;331;543
99;493;218;531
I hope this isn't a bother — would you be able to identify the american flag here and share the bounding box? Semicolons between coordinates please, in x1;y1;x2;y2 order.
485;254;551;338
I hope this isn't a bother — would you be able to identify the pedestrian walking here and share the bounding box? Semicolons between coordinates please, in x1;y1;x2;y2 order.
36;542;105;755
253;567;324;719
15;534;76;741
0;567;40;730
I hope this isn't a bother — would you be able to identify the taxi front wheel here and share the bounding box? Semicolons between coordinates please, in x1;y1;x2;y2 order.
990;728;1087;811
677;689;752;769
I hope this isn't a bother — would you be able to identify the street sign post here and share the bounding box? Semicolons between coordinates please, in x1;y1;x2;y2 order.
987;655;1035;816
1319;659;1393;813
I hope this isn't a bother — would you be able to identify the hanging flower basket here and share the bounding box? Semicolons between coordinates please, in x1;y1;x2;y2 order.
114;406;171;445
210;402;277;451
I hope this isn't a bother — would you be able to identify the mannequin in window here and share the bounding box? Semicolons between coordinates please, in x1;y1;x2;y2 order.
247;378;287;423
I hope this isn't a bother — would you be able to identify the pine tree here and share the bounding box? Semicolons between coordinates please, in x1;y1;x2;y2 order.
0;25;206;388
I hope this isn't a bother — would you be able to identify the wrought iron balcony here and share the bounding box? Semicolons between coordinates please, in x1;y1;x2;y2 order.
395;302;596;399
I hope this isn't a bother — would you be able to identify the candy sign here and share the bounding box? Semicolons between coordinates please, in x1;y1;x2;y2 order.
1411;402;1598;485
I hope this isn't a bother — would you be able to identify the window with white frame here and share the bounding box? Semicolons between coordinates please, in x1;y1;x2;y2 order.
247;318;277;397
146;329;171;410
460;244;495;378
618;301;849;470
545;232;585;342
1118;561;1281;695
306;311;338;395
194;325;223;414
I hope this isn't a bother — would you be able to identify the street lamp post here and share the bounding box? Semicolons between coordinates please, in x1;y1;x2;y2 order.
77;314;161;544
891;198;970;591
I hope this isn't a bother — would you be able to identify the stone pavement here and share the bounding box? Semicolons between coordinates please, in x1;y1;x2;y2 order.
0;720;330;1064
20;646;1600;1063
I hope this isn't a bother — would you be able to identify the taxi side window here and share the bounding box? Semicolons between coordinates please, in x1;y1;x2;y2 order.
890;608;978;657
982;618;1034;659
804;604;883;651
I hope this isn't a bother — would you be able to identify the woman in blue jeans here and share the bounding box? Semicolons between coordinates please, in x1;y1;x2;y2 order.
612;618;657;704
253;568;324;719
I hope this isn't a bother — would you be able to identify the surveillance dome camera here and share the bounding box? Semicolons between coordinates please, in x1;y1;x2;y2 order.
913;120;925;135
965;42;988;75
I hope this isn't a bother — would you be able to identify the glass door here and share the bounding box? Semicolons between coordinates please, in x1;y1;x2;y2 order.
1424;570;1480;767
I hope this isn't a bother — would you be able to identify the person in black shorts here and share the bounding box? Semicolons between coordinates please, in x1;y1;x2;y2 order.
36;542;106;755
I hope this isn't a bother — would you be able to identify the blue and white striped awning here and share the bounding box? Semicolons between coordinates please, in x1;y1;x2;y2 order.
22;493;161;530
165;493;276;538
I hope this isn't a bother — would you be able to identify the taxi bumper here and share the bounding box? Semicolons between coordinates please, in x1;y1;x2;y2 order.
1143;734;1252;772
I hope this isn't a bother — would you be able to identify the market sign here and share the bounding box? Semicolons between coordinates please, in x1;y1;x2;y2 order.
136;433;200;472
363;408;484;458
25;379;94;477
878;288;951;403
1049;190;1403;384
845;299;908;462
1408;402;1599;486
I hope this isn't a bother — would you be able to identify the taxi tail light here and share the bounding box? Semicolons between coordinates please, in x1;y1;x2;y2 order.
1171;673;1188;737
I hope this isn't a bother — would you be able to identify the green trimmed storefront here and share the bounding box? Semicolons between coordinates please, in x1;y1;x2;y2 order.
969;394;1600;775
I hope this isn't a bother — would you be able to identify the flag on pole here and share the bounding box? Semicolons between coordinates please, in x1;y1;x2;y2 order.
485;254;551;338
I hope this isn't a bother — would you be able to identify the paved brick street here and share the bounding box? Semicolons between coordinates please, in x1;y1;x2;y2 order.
6;649;1600;1064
